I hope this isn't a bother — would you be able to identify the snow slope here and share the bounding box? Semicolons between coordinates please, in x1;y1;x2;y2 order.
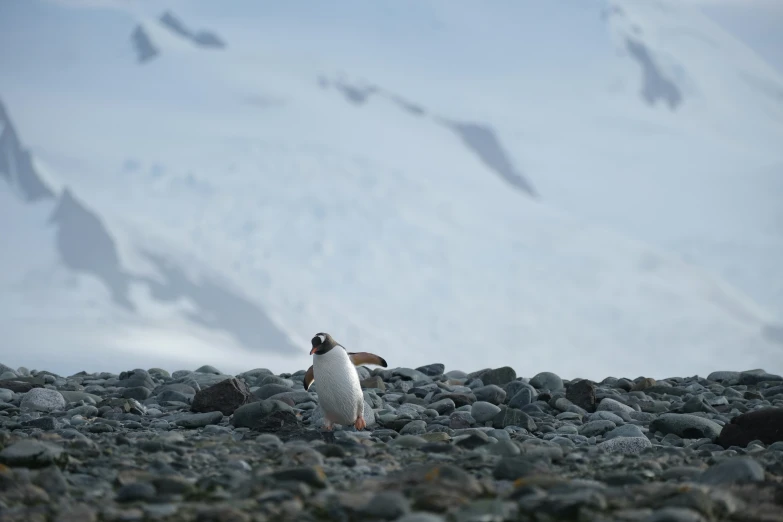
0;0;781;379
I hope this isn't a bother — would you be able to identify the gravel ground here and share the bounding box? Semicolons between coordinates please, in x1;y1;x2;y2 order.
1;362;783;522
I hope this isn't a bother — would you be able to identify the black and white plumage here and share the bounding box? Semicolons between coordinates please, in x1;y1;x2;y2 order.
305;332;387;431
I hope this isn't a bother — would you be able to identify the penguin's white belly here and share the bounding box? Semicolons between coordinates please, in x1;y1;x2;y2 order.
313;348;364;425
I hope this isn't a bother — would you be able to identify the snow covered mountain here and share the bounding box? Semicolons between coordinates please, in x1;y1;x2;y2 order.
0;0;781;379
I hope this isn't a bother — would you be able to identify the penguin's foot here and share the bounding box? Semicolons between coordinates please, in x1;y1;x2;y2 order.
354;416;366;430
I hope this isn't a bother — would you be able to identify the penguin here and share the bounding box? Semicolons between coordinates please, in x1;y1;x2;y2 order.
304;332;387;431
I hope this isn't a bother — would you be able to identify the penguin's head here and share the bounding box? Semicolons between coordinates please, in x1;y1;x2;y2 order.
310;332;336;355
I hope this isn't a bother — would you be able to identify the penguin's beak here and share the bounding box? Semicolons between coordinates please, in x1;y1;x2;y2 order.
310;346;318;355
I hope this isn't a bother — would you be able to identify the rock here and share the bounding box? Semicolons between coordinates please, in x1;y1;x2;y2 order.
707;371;741;383
396;514;446;522
698;457;765;485
121;386;152;401
400;420;427;436
270;466;328;488
473;385;506;405
566;380;596;412
116;482;157;502
597;398;635;414
739;370;783;385
393;368;431;381
650;413;722;440
508;387;537;410
579;420;616;437
175;411;224;429
360;491;410;519
471;401;501;423
632;377;657;391
643;507;707;522
22;417;57;430
0;388;14;402
191;377;254;415
230;400;294;430
429;399;456;415
604;424;645;440
415;363;445;376
0;440;67;468
0;378;44;393
390;435;428;449
117;369;155;389
598;436;652;455
529;372;564;391
59;391;102;404
478;367;517;386
717;407;783;448
195;365;222;374
493;456;550;480
494;407;536;431
360;376;386;390
20;388;66;412
254;383;294;400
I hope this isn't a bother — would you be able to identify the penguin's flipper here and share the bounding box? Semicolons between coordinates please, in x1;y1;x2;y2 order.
348;352;388;368
304;365;315;390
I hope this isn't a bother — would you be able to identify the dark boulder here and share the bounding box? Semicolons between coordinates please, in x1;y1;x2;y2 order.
191;377;253;416
718;408;783;448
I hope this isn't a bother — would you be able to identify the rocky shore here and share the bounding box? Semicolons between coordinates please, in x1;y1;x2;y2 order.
1;362;783;522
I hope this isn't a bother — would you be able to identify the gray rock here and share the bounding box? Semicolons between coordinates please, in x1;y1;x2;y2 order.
590;411;625;424
390;435;428;448
20;388;66;412
259;375;294;387
175;411;224;429
493;455;549;480
360;491;410;519
450;411;475;429
0;440;67;468
116;482;157;502
195;365;222;375
471;401;501;423
479;367;517;386
529;371;564;391
566;379;596;412
267;391;315;405
191;377;253;415
707;371;741;383
429;398;456;415
494;407;536;431
393;368;431;381
487;439;521;457
579;420;617;437
254;383;294;400
415;363;445;376
650;413;722;440
508;385;537;409
597;398;635;414
122;386;152;401
231;400;294;429
396;514;446;522
604;424;646;440
698;456;765;485
473;385;506;405
400;420;427;436
0;388;14;402
598;436;652;455
739;370;783;385
643;507;707;522
59;390;102;404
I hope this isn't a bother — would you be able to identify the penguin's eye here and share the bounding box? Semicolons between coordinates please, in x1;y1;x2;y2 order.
311;334;326;347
